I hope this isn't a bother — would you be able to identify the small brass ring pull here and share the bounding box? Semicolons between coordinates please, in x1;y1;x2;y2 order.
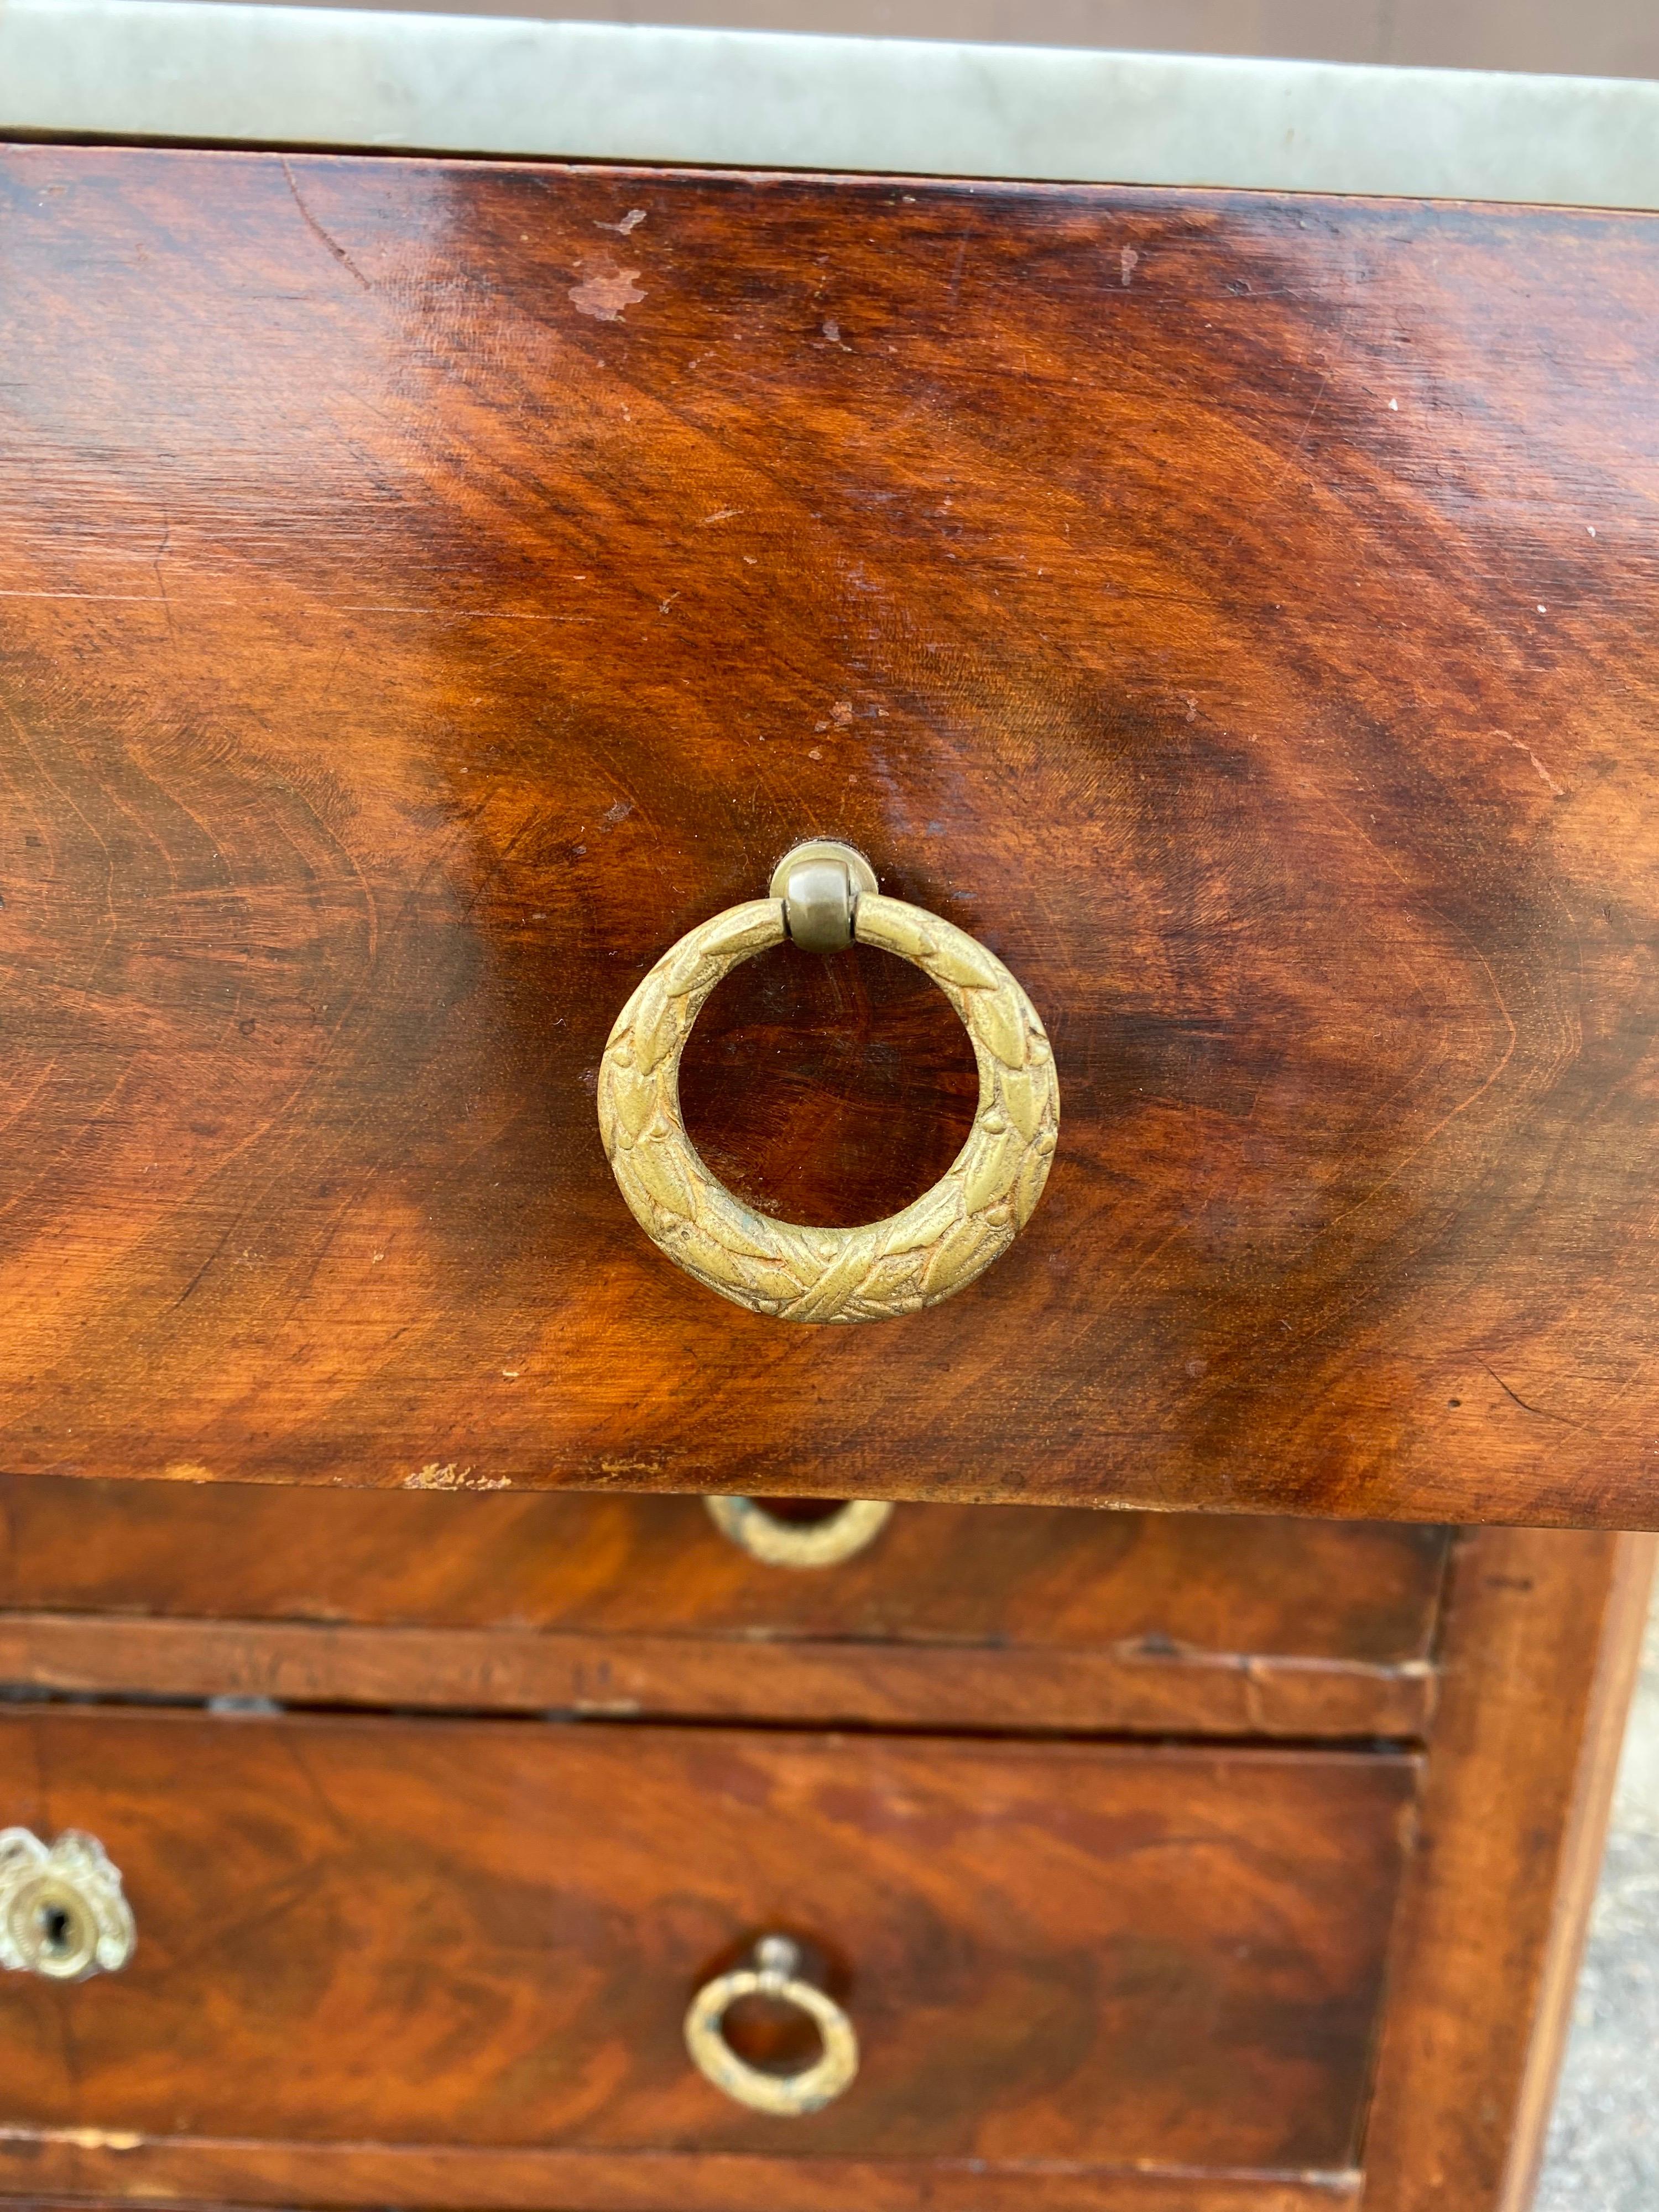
684;1934;859;2116
598;842;1060;1323
0;1828;135;1981
705;1495;894;1568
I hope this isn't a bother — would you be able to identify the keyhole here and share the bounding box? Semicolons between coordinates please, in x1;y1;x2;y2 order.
38;1902;74;1955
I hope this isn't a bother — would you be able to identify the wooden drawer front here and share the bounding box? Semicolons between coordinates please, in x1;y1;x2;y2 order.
0;1480;1444;1734
2;146;1658;1531
0;1709;1413;2205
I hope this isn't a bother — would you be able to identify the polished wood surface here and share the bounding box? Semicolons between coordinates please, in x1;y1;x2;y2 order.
0;1708;1413;2189
2;1516;1648;2212
0;1476;1448;1645
3;148;1658;1527
0;1481;1444;1730
1361;1526;1656;2210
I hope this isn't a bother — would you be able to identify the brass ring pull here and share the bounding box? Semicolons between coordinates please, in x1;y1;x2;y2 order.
684;1934;859;2116
705;1495;894;1568
598;842;1060;1324
0;1828;135;1981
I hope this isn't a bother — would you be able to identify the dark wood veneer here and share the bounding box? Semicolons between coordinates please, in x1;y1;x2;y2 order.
2;148;1657;1526
0;1480;1444;1731
0;1515;1646;2211
0;1709;1412;2188
0;1474;1446;1648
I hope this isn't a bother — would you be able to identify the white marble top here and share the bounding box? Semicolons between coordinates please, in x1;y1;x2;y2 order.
2;0;1658;208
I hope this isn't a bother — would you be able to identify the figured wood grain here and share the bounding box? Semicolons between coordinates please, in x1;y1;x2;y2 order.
0;1708;1413;2182
2;149;1658;1522
0;1477;1448;1656
1360;1526;1657;2210
0;1478;1444;1730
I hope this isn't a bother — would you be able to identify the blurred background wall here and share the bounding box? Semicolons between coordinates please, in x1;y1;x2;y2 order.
192;0;1659;79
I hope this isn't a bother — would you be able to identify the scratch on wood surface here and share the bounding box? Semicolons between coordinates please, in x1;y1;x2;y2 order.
1479;1363;1577;1426
279;157;372;291
594;207;647;235
946;234;968;314
150;510;175;639
1495;728;1567;797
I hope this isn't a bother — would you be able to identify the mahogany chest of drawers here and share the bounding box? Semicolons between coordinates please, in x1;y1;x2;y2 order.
0;1477;1647;2211
1;141;1657;2212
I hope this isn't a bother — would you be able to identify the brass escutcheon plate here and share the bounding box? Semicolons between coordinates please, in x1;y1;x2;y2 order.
0;1828;136;1981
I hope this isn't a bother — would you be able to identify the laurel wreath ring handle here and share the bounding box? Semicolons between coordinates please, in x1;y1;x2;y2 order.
596;869;1059;1326
704;1495;895;1567
684;1934;859;2116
